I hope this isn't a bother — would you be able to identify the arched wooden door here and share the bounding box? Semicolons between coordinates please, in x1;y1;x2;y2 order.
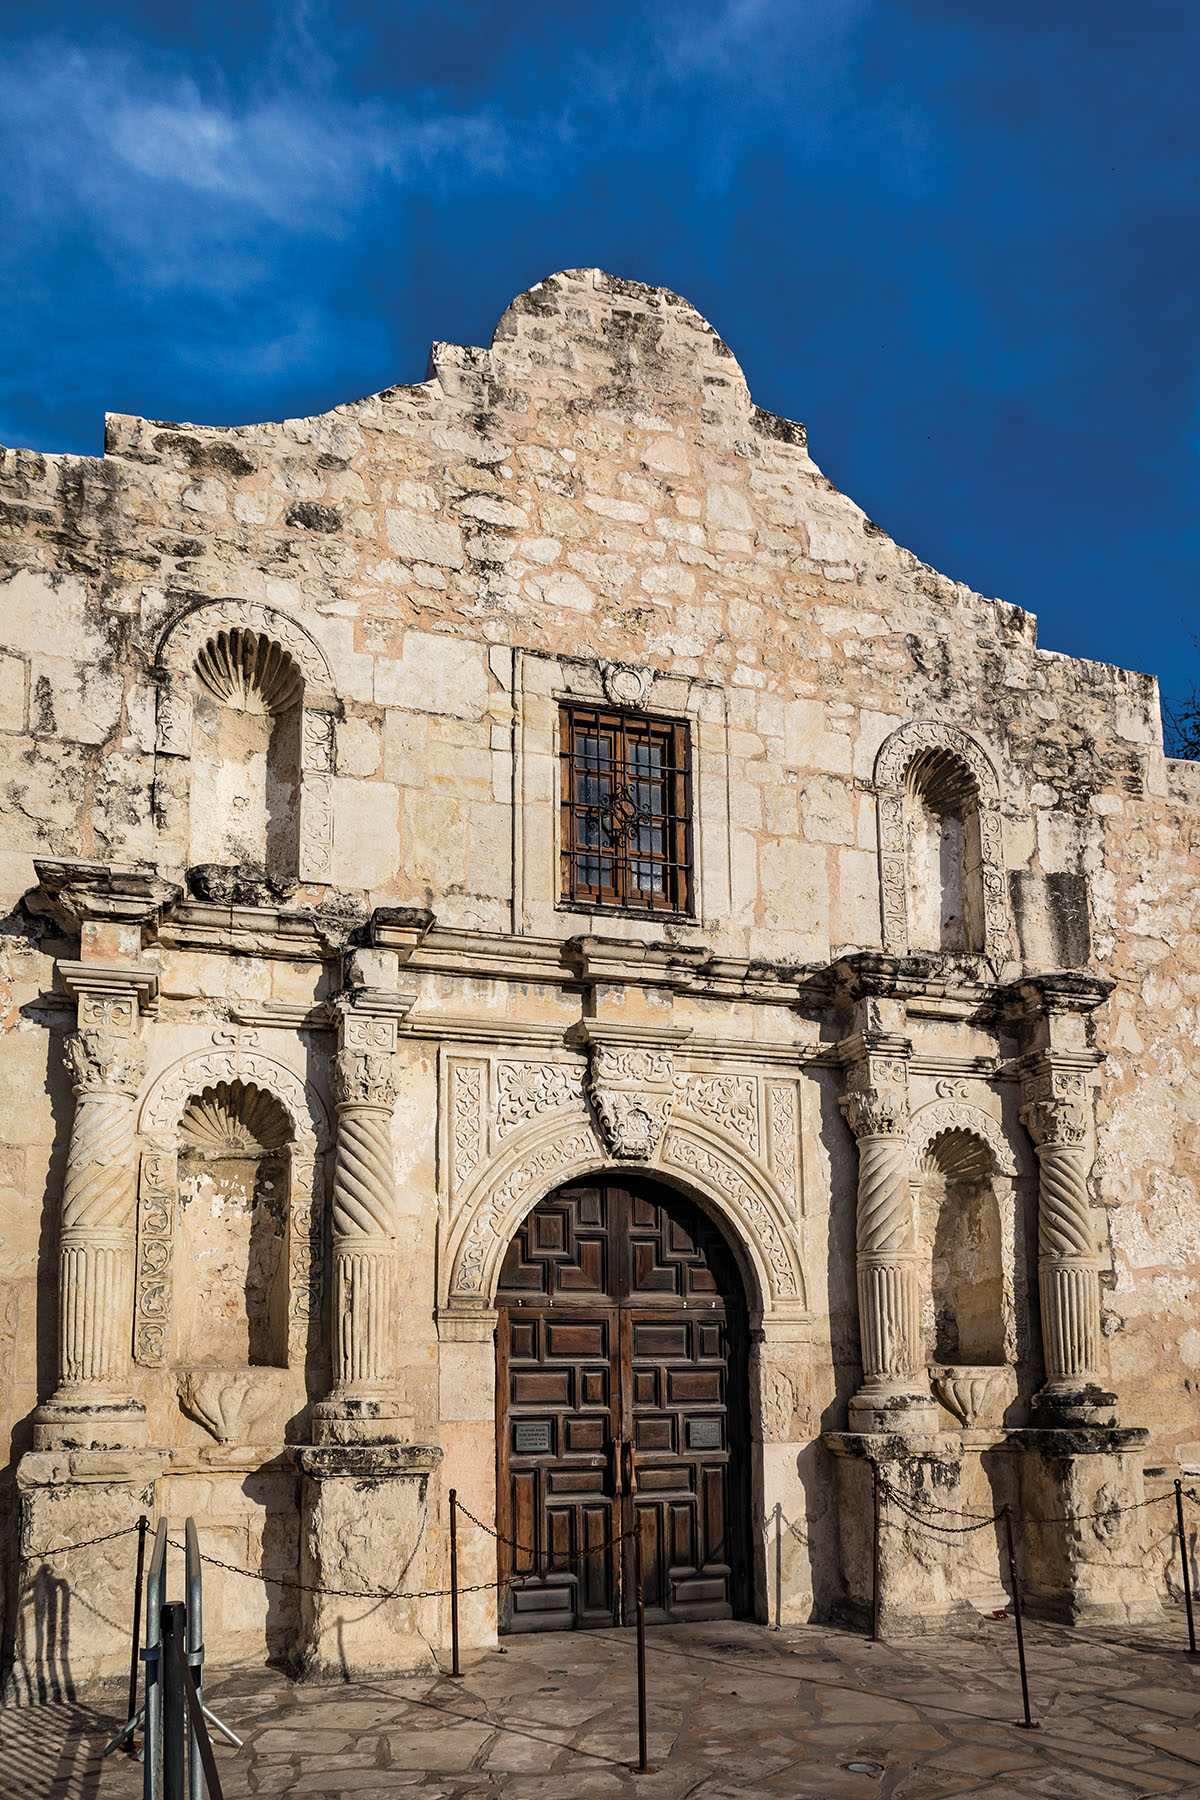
495;1176;751;1633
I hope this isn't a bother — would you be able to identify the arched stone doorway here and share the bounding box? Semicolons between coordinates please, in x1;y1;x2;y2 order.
495;1174;751;1633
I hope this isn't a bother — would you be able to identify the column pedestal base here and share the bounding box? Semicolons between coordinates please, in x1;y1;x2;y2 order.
311;1393;413;1446
32;1392;147;1451
848;1384;939;1435
295;1443;443;1681
1030;1382;1119;1429
825;1432;977;1635
1012;1425;1162;1625
8;1448;163;1700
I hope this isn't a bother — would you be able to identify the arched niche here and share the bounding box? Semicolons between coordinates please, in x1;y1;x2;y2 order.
175;1080;293;1368
919;1128;1006;1366
873;720;1010;959
134;1043;331;1372
152;599;339;884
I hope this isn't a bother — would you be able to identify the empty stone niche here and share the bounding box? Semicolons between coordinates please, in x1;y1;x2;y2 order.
918;1129;1014;1430
189;627;303;877
904;746;984;952
174;1080;293;1371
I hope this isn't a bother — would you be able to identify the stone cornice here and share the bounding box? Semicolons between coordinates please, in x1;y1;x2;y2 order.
32;859;181;934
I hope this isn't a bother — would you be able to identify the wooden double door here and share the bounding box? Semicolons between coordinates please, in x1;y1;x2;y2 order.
496;1177;751;1632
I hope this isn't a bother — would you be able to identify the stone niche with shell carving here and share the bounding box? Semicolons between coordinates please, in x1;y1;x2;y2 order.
189;627;304;878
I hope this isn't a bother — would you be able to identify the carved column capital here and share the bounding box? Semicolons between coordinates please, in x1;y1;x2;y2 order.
839;1087;908;1140
1019;1096;1089;1149
65;1029;147;1097
334;1047;398;1111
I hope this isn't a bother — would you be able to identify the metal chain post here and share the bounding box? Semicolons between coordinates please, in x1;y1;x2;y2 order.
449;1488;461;1678
871;1466;881;1643
1175;1479;1197;1656
1002;1505;1036;1730
633;1519;649;1774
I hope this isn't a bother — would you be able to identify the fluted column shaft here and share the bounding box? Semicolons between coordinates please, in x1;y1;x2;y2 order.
1020;1090;1102;1389
329;1049;400;1391
55;1030;146;1395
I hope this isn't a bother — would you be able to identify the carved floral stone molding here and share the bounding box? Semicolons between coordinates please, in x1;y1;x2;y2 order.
600;661;655;708
67;1029;147;1098
442;1052;801;1217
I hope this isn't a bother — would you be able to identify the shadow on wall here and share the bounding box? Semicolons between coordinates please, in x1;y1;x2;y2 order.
1;1009;73;1684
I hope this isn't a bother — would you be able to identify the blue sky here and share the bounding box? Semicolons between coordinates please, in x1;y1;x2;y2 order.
1;0;1197;705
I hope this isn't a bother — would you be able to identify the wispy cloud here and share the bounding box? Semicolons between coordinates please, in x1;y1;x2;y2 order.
0;37;542;283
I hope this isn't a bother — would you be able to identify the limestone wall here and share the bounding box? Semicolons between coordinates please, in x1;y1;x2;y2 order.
0;268;1197;1676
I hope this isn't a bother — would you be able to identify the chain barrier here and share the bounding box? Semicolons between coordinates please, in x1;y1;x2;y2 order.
2;1522;142;1574
878;1480;1200;1536
455;1498;642;1566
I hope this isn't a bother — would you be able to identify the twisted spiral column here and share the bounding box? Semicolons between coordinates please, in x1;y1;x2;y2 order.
56;1030;146;1393
1021;1096;1101;1387
329;1050;399;1391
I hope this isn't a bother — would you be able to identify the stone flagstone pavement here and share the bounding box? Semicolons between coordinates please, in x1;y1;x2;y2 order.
3;1615;1200;1798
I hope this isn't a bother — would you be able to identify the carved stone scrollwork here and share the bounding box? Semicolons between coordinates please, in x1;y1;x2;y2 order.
449;1059;485;1194
66;1030;146;1101
766;1083;799;1211
600;661;655;708
683;1075;760;1156
588;1044;675;1160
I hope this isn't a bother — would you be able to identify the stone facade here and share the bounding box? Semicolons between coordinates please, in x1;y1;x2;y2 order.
0;268;1197;1690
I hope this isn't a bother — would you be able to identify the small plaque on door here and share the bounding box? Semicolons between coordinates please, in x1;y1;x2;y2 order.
687;1420;722;1450
514;1421;552;1454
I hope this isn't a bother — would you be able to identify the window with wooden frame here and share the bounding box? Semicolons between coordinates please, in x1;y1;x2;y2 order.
559;705;692;912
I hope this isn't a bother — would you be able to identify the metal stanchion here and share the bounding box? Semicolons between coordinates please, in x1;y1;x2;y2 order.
633;1520;650;1774
104;1514;153;1765
449;1488;461;1678
1175;1480;1197;1656
127;1516;149;1752
162;1601;188;1800
166;1613;226;1800
1002;1505;1036;1729
871;1468;881;1643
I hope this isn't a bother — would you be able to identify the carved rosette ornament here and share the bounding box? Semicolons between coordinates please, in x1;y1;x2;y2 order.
55;1029;146;1395
839;1040;932;1427
329;1047;400;1390
588;1044;675;1160
1019;1066;1103;1401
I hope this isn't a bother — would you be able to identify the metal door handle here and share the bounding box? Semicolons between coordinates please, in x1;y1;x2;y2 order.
621;1440;637;1496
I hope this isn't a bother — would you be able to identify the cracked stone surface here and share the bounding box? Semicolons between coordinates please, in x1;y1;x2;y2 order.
4;1616;1200;1798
